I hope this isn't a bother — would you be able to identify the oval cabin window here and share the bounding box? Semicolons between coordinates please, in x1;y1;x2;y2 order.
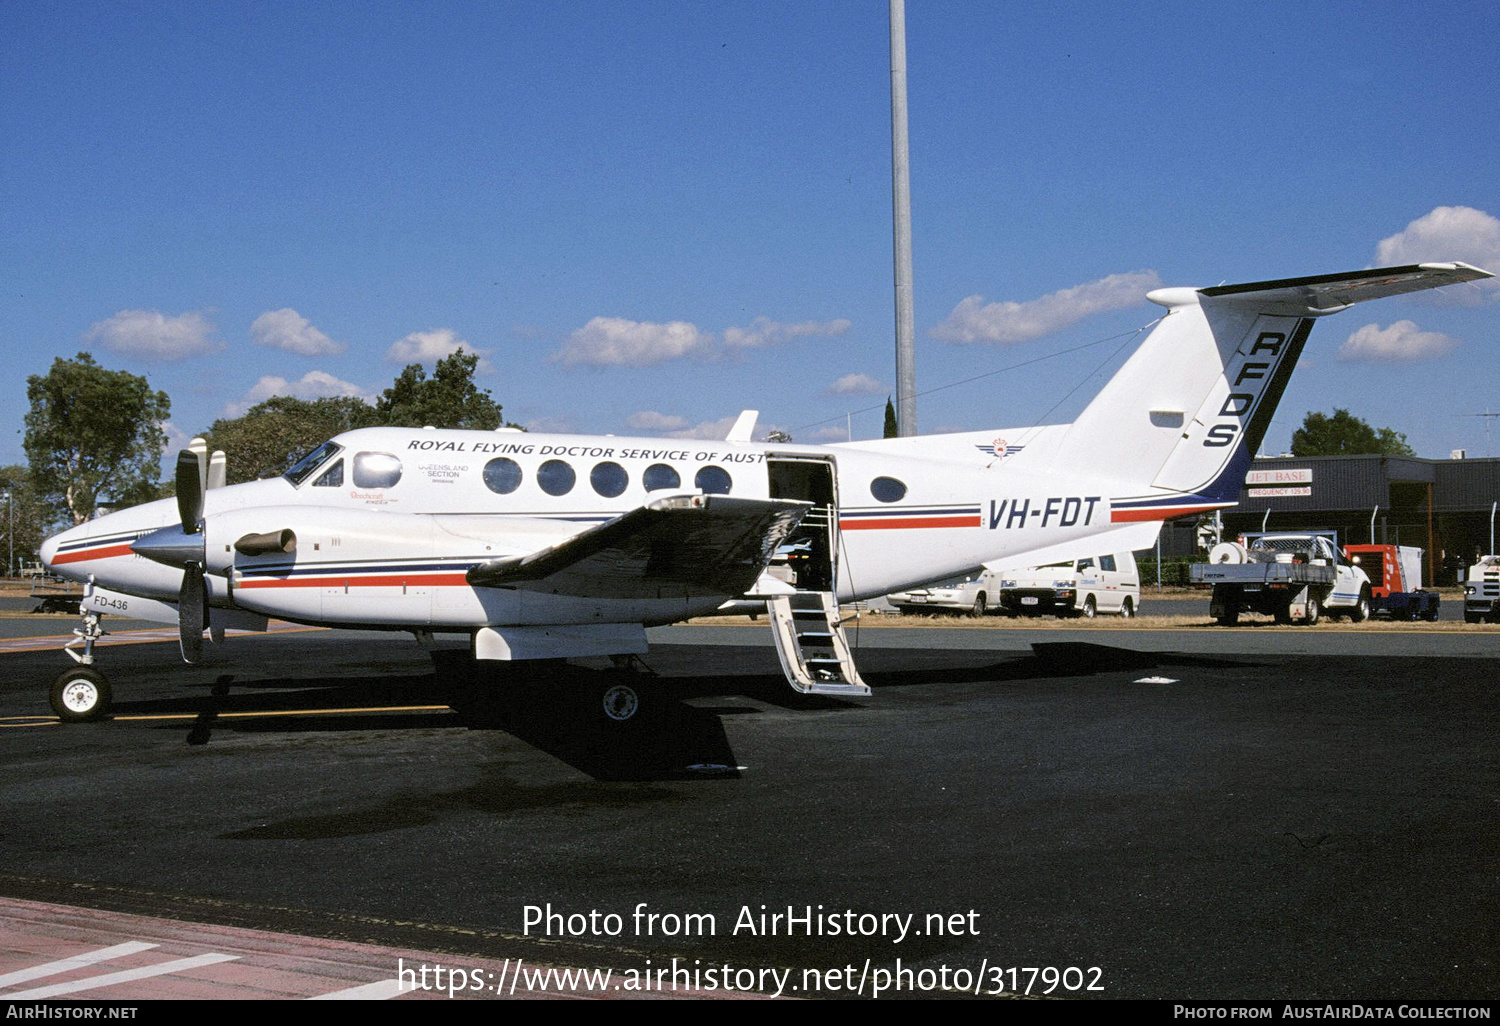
643;463;681;491
537;460;576;496
694;466;732;495
590;461;629;498
870;476;907;503
483;457;523;494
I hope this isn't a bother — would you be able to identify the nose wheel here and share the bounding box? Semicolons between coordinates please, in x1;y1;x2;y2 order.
50;668;112;722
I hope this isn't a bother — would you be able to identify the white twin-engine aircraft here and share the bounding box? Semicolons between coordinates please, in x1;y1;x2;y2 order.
39;262;1491;723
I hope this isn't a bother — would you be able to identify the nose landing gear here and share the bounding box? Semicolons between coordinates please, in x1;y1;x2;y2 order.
51;610;112;721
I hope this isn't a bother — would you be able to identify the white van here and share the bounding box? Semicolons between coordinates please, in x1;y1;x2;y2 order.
996;552;1141;618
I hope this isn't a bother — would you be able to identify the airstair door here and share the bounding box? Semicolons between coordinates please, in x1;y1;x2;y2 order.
766;457;838;593
764;457;868;696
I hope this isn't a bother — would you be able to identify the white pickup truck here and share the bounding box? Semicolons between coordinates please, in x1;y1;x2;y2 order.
1191;532;1371;625
1462;555;1500;623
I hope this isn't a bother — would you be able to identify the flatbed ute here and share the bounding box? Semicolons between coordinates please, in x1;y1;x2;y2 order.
1191;532;1370;625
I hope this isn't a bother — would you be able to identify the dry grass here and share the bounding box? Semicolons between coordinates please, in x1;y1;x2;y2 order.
690;609;1494;632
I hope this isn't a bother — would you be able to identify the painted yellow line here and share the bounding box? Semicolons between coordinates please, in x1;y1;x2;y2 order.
1;704;453;728
115;704;455;723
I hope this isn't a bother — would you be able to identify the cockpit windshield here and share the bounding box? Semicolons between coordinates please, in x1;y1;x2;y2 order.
283;441;344;486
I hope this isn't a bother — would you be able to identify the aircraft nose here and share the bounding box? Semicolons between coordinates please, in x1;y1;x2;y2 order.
39;532;61;571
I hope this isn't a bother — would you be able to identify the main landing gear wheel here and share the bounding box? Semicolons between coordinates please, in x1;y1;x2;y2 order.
599;681;641;724
50;668;112;723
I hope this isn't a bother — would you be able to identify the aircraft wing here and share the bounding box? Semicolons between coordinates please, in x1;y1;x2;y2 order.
466;494;811;600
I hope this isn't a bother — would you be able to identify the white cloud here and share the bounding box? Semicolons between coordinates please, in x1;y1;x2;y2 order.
827;372;885;396
159;420;195;453
523;415;574;434
1338;320;1458;363
385;328;493;372
1374;207;1500;306
665;416;741;440
553;317;713;367
929;270;1162;344
625;411;690;431
250;308;345;356
222;370;372;417
83;309;220;360
723;317;851;350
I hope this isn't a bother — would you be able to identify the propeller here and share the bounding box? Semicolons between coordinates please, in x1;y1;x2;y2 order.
176;440;209;664
206;449;226;490
179;562;207;664
176;442;206;534
133;438;212;663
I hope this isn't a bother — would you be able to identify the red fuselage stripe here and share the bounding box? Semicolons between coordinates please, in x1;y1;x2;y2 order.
237;572;472;589
839;516;981;531
1110;505;1217;523
53;544;135;564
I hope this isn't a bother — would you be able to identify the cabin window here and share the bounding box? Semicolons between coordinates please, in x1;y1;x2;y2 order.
870;476;907;503
284;441;343;486
590;461;628;498
537;459;576;496
312;460;344;487
694;465;732;495
353;452;403;489
643;463;680;491
483;457;523;494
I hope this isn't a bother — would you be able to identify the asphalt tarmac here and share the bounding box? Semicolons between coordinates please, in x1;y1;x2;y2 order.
1;619;1496;1000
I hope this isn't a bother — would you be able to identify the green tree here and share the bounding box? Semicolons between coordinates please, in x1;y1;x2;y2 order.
201;395;382;484
0;466;51;574
883;397;898;439
376;350;509;430
1290;409;1417;457
25;353;170;524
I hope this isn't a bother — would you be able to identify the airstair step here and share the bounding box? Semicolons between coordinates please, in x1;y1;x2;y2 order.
765;591;870;697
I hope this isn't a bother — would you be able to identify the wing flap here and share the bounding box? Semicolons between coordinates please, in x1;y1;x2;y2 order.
466;494;811;600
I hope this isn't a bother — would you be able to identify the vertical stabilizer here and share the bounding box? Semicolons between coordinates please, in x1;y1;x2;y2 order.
1052;263;1490;522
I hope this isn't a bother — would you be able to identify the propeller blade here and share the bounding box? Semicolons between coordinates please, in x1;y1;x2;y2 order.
179;562;206;664
206;450;226;490
175;449;204;534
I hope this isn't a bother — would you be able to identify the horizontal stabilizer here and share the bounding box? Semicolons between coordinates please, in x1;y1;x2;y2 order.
467;494;811;600
1152;262;1493;316
1062;261;1492;512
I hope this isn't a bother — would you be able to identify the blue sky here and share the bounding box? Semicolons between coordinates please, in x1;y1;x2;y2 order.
4;0;1499;469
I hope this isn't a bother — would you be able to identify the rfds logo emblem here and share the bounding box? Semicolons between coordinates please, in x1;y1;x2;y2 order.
974;438;1025;459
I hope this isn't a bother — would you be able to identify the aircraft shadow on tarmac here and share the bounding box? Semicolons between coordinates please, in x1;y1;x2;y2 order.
108;641;1261;782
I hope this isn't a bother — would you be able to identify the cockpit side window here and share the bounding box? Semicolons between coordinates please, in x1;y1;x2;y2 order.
312;459;344;487
284;441;344;486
